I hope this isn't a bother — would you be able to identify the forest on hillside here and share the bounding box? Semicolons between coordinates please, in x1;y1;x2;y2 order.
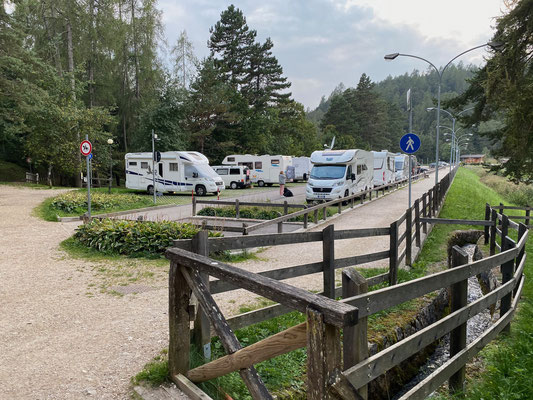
1;0;531;185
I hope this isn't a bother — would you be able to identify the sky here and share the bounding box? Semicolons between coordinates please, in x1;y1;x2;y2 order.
158;0;509;110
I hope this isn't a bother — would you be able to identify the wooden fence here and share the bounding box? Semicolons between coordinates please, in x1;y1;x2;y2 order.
192;172;429;235
165;169;500;399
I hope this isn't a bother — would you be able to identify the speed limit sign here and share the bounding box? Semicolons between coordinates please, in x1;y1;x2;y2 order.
80;140;92;156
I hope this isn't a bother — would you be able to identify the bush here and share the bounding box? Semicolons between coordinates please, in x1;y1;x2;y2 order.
198;206;337;222
50;191;152;213
74;219;221;256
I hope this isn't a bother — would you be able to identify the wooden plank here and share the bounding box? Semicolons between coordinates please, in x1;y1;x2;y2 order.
335;250;390;269
192;231;211;361
449;246;469;394
187;323;307;382
341;248;517;318
501;228;515;334
341;273;519;389
166;248;359;328
342;269;368;400
180;267;272;400
422;193;428;234
389;221;399;286
210;261;324;295
334;227;390;239
189;224;245;233
226;302;294;333
398;230;407;244
195;199;305;209
173;231;324;253
168;261;191;377
419;218;494;226
323;225;336;299
398;278;524;400
490;209;497;256
306;307;341;400
415;199;421;248
365;272;389;287
484;203;491;244
490;205;533;211
398;248;406;264
173;374;214;400
397;212;407;224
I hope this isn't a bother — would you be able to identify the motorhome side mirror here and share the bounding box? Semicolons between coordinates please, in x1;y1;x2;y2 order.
351;173;356;181
193;172;198;178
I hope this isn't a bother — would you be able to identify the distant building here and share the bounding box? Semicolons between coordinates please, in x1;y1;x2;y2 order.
460;154;485;164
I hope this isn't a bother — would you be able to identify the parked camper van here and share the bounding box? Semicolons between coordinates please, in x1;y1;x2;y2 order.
211;165;251;189
394;154;410;181
306;149;373;203
286;156;312;182
222;154;292;187
372;150;396;187
125;151;224;196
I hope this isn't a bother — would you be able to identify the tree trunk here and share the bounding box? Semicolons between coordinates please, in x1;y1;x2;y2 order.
66;19;82;187
131;0;140;99
119;0;129;152
47;164;53;187
88;0;96;107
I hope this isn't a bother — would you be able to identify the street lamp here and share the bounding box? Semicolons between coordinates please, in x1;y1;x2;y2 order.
385;42;502;185
107;138;114;194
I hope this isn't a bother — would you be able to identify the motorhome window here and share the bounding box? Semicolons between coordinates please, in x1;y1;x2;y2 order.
254;162;262;169
158;163;163;177
140;162;149;169
239;162;253;169
169;163;178;172
128;161;137;167
186;164;219;179
227;157;235;162
395;161;404;171
217;169;228;175
271;159;280;166
310;165;346;180
357;165;363;175
362;164;367;171
346;165;352;180
230;168;240;175
373;158;384;169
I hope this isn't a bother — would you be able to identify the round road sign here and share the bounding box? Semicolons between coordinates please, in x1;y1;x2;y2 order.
80;140;92;156
400;133;421;154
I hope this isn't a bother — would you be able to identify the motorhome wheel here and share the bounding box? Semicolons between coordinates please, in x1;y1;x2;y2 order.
195;185;206;196
230;181;238;189
147;185;154;195
257;180;265;187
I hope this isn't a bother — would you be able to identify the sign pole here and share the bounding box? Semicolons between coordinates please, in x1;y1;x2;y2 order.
86;134;91;218
407;89;413;208
151;129;156;204
408;156;412;208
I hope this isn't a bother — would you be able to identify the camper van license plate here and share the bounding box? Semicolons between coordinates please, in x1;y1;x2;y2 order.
317;194;326;199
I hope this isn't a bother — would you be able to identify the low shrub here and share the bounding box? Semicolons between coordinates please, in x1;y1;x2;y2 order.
74;219;221;256
198;206;336;222
50;191;152;213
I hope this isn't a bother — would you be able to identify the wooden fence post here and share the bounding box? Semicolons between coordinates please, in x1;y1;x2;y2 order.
322;225;335;299
323;206;327;221
406;207;413;266
501;215;514;334
525;205;530;227
306;307;341;400
422;193;428;234
428;189;433;218
449;246;469;395
389;220;399;286
192;231;211;360
284;201;289;216
338;201;342;215
484;203;491;244
235;199;240;219
192;196;197;216
169;261;191;377
415;199;421;248
515;223;527;297
342;269;368;400
304;210;309;229
278;221;283;234
490;209;497;256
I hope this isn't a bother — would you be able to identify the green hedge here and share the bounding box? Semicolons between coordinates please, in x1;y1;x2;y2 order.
74;219;221;256
198;206;336;222
51;191;152;213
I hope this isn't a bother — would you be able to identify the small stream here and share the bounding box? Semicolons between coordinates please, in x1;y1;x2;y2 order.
394;245;496;399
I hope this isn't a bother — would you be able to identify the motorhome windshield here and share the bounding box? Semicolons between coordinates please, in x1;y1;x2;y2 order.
310;165;346;180
395;161;404;171
185;164;219;178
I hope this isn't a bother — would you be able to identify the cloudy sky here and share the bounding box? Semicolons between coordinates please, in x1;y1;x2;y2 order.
158;0;508;110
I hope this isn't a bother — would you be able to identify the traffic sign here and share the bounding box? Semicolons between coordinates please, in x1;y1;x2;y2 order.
400;133;420;154
80;140;92;156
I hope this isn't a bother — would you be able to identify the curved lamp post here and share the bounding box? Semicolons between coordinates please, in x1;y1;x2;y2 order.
385;42;502;185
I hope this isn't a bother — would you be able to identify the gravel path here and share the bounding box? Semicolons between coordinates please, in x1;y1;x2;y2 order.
0;170;446;399
0;186;184;399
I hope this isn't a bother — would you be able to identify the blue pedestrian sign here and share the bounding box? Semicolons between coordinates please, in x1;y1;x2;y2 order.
400;133;421;154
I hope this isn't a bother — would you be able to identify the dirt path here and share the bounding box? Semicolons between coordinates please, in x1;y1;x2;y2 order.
0;186;186;399
0;171;446;399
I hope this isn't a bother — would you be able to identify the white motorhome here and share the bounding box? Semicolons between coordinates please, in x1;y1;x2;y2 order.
222;154;292;187
372;150;396;187
394;154;410;181
306;149;373;202
286;156;312;182
125;151;225;196
211;165;251;189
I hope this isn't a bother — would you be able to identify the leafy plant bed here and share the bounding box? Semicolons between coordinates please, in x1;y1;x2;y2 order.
50;191;153;214
198;205;337;222
74;219;221;257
